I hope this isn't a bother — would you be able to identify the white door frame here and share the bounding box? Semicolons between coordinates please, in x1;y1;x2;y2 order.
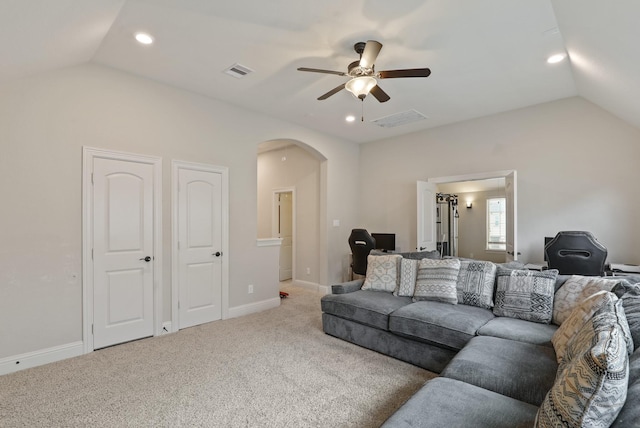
272;187;296;282
428;169;517;260
171;160;229;331
82;147;163;354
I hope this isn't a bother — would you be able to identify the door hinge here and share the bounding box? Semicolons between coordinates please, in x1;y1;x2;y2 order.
178;301;180;310
91;324;94;334
91;249;94;260
91;172;94;185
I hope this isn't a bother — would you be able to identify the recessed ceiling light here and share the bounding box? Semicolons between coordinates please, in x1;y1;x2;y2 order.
345;115;356;122
547;53;566;64
135;32;154;45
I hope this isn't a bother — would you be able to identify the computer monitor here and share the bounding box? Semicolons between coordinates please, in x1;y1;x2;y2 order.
371;233;396;252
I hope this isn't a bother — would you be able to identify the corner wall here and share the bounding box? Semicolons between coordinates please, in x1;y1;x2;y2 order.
0;63;359;361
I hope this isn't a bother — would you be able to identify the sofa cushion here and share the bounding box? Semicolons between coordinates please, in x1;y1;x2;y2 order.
477;317;557;347
456;260;497;309
389;301;494;351
413;258;460;305
612;280;640;350
362;254;402;292
536;299;631;427
612;347;640;426
493;267;558;324
441;336;558;406
381;377;539;428
552;274;620;325
551;290;618;363
320;290;412;331
393;258;418;297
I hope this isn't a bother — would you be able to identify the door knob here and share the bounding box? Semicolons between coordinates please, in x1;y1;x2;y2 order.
139;256;151;262
213;251;222;257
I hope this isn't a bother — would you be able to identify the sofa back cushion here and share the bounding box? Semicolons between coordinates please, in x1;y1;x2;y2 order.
456;260;497;309
413;258;460;305
493;268;558;324
612;280;640;350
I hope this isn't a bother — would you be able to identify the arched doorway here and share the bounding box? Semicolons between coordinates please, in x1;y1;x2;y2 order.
257;139;327;291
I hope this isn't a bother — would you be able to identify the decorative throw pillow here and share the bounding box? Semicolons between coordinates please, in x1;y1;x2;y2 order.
551;291;617;363
536;300;631;427
394;258;419;297
493;268;558;324
552;275;621;325
413;258;461;304
456;260;497;309
361;254;401;292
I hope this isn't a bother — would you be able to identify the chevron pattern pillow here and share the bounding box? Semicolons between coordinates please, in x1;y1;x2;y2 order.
552;275;621;325
456;260;497;309
413;258;461;304
493;267;558;324
536;299;632;427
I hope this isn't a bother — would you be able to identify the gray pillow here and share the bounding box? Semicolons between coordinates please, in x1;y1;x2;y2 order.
612;280;640;350
493;267;558;324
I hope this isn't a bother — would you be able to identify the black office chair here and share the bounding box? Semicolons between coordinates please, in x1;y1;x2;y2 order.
348;229;376;276
544;231;607;276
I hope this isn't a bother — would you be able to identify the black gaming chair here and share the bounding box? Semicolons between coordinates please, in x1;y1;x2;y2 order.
349;229;376;276
544;231;608;276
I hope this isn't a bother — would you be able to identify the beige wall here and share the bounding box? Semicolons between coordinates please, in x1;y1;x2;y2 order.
0;64;359;359
257;144;321;284
457;190;507;263
359;96;640;265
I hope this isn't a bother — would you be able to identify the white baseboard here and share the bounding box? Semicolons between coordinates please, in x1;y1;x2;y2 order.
0;341;84;376
227;297;280;319
293;280;323;292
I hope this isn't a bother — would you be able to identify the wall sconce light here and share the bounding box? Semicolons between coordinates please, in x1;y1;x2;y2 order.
466;201;473;209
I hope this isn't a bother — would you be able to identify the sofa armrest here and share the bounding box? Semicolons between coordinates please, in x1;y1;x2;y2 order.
331;279;364;294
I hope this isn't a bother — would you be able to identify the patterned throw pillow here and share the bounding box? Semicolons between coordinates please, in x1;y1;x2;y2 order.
394;258;419;297
493;268;558;324
361;254;401;292
536;300;631;427
456;260;497;309
551;291;617;363
413;258;461;304
552;275;621;325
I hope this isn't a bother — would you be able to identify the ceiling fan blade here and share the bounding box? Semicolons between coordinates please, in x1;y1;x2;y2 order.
318;83;346;100
378;68;431;79
359;40;383;68
370;85;390;103
297;67;347;76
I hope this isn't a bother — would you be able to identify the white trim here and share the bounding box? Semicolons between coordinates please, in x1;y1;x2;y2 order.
171;160;230;330
82;147;163;353
293;280;322;293
256;238;282;247
0;341;83;375
428;170;515;184
227;298;280;319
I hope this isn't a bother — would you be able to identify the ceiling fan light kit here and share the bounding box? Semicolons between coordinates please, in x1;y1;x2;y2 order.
297;40;431;105
345;76;377;99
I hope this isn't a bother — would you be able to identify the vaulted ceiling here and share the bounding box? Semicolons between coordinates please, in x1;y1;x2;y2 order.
2;0;639;143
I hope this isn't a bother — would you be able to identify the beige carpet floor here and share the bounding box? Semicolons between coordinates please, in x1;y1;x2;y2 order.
0;286;435;427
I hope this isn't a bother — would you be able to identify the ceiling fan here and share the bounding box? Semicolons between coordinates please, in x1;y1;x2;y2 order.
297;40;431;103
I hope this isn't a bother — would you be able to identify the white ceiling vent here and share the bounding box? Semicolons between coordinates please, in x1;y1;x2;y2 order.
223;63;254;79
371;109;427;128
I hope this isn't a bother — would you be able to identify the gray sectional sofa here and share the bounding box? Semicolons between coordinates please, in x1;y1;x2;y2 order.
320;254;640;427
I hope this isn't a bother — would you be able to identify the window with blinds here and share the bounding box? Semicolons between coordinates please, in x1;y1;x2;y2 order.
487;197;506;251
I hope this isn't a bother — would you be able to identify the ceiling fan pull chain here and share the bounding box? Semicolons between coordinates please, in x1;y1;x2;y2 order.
361;99;364;122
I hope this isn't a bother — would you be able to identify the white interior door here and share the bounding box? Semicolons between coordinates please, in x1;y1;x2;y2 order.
177;168;223;329
277;192;293;281
505;170;518;261
92;158;155;349
417;181;438;251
